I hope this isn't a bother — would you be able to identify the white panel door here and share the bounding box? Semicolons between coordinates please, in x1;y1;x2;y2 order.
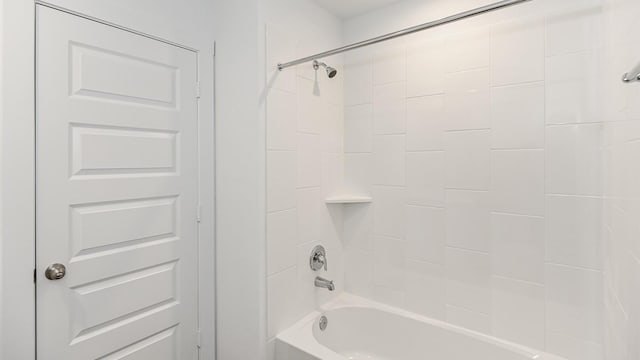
36;6;199;360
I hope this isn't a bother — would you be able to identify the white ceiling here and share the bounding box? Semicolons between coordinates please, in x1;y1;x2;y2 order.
314;0;404;18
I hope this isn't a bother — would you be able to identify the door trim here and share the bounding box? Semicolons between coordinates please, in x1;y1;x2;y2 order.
1;2;216;359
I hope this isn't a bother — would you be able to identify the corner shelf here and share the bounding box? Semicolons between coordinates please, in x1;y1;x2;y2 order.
324;195;372;204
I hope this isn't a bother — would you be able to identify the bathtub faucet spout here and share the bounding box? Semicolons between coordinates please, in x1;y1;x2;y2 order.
314;276;335;291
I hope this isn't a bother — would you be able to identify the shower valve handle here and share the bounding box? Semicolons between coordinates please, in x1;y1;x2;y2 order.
310;245;328;271
317;254;327;271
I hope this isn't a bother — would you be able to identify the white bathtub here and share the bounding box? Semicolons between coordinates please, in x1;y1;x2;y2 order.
276;294;565;360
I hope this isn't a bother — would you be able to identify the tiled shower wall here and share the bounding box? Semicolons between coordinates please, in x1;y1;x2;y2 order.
341;0;605;358
263;0;345;356
602;0;640;358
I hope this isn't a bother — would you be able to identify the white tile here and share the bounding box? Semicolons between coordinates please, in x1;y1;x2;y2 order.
266;25;296;93
322;103;343;153
406;152;445;207
446;190;490;253
295;58;316;82
267;88;297;150
542;0;602;15
267;209;297;275
373;135;405;186
373;236;406;291
491;19;545;86
446;305;490;334
546;195;603;270
321;152;344;198
623;210;640;274
491;213;544;284
546;123;603;196
372;285;405;308
445;130;490;191
267;151;297;212
344;248;374;298
296;188;322;245
492;277;545;349
546;51;602;124
373;45;406;85
373;82;406;135
546;11;602;56
546;332;604;360
624;261;640;359
343;204;373;251
546;264;604;343
491;82;545;149
267;339;275;360
297;133;321;188
318;203;343;258
344;153;373;195
407;39;445;97
344;51;373;106
344;104;373;153
446;247;491;313
444;69;491;131
444;27;490;73
601;52;629;123
406;205;445;265
297;77;323;134
491;150;545;216
628;75;640;121
373;186;406;239
267;267;299;338
622;259;640;358
406;95;445;151
604;283;631;360
405;260;446;319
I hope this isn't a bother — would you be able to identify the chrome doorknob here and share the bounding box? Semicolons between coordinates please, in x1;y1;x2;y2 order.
45;263;66;280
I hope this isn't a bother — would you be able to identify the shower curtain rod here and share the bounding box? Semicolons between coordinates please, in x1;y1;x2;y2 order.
277;0;532;71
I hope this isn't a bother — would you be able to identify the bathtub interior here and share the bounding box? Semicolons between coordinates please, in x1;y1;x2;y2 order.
276;294;566;360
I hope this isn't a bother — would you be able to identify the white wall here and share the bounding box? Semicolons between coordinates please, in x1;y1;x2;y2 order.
341;0;606;359
38;0;214;50
262;0;344;358
213;0;266;359
2;0;36;358
601;0;640;358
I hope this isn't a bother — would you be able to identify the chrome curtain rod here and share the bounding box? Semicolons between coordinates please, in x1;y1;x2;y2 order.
277;0;533;71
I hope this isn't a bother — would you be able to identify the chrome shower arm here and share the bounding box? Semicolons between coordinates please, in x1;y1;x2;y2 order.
622;61;640;83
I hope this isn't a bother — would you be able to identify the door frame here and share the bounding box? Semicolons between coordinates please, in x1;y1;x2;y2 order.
1;2;216;359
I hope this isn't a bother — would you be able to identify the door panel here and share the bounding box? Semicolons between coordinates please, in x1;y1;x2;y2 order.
36;6;198;360
69;42;179;107
70;125;178;176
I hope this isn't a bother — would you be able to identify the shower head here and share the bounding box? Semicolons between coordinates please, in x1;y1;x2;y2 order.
326;66;338;78
313;60;338;78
